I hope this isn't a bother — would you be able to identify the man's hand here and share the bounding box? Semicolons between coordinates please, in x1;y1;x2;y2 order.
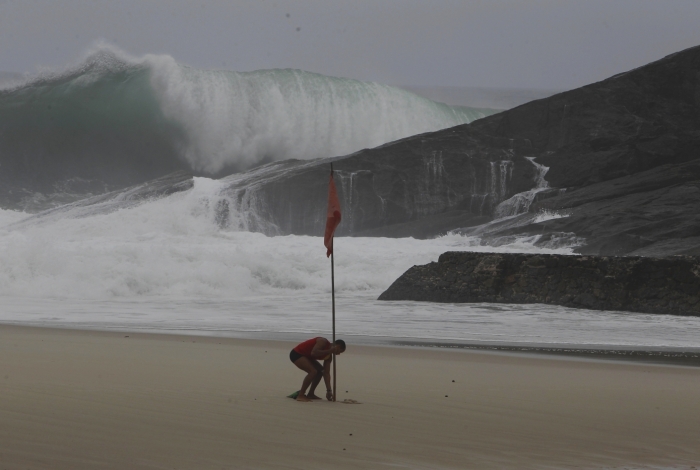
326;389;334;401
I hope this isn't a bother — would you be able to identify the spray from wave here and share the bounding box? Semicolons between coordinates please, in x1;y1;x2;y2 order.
0;177;573;300
2;182;697;349
145;52;494;173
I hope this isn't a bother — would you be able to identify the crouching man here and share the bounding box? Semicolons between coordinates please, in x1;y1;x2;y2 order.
290;337;346;402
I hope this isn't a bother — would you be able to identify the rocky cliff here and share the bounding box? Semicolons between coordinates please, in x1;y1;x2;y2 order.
378;252;700;316
214;137;536;237
212;45;700;255
9;45;700;256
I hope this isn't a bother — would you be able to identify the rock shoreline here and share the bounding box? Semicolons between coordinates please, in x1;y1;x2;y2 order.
378;252;700;316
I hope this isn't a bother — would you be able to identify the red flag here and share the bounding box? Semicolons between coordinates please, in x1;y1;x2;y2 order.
324;170;342;257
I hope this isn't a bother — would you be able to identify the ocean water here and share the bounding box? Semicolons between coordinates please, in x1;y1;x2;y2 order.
1;178;699;349
2;46;699;351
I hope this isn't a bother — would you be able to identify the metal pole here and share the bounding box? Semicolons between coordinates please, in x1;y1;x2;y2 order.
331;250;336;402
330;162;337;402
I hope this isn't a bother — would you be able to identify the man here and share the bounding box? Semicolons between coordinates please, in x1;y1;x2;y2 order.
290;337;346;402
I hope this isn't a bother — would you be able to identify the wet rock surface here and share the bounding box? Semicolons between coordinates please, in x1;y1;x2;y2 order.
378;252;700;316
7;45;699;257
218;45;700;255
215;136;536;237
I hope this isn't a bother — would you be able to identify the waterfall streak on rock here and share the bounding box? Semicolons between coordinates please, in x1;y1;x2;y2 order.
494;157;550;219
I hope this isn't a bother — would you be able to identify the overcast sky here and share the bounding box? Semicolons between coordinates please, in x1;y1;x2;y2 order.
1;0;699;90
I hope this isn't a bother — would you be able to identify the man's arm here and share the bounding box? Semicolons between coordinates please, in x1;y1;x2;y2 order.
323;357;333;400
310;338;335;359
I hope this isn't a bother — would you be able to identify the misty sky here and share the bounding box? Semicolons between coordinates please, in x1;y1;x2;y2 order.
1;0;699;90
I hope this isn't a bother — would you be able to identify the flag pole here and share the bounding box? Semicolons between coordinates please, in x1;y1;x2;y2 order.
331;247;336;402
331;163;337;402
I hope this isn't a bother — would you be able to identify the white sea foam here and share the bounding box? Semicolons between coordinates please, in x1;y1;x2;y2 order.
0;178;570;300
3;293;700;349
533;209;570;223
0;209;29;226
2;179;700;348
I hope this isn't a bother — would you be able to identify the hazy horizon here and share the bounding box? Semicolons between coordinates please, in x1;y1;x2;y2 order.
1;0;700;91
0;65;560;108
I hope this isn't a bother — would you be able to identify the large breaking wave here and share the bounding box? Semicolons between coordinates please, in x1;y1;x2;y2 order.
0;45;494;179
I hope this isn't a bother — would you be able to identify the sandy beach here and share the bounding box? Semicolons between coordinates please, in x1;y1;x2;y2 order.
1;325;699;469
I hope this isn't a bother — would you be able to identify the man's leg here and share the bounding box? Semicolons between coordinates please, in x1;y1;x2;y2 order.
292;357;318;402
307;361;325;399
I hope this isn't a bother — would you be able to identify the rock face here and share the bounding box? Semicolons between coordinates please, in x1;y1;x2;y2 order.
378;252;700;316
216;141;535;237
6;45;700;257
215;44;700;255
453;44;700;256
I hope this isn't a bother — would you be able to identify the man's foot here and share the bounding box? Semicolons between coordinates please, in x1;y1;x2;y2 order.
307;393;322;400
296;393;312;402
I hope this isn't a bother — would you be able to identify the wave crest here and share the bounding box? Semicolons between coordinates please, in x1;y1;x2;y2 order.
146;57;494;173
0;45;496;210
4;44;495;174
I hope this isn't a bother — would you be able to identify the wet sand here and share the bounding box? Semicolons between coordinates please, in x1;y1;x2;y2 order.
1;325;699;469
393;340;700;367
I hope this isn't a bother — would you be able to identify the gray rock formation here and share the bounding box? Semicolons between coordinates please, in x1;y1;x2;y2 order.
7;44;700;257
214;138;536;237
378;252;700;316
212;44;700;255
